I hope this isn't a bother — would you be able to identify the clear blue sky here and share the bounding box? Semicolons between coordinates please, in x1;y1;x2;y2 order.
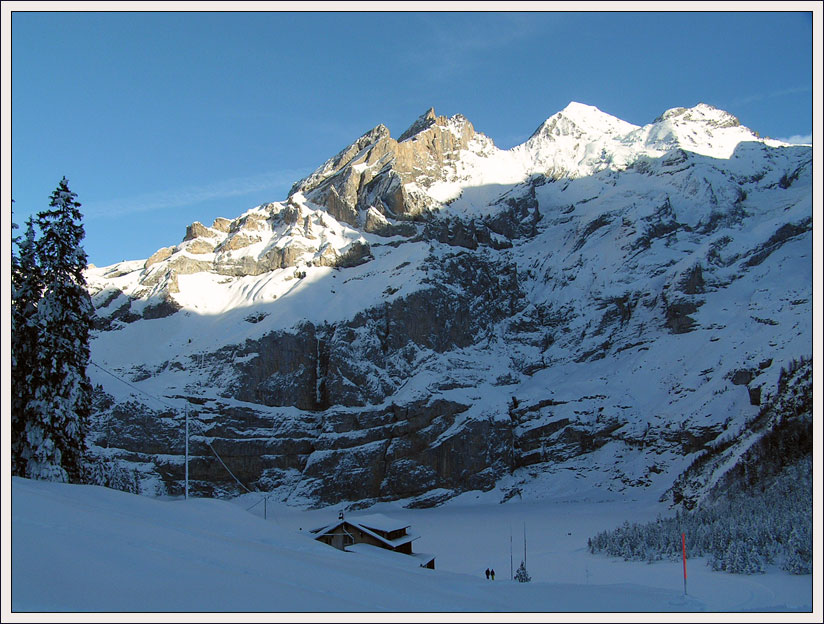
8;8;816;267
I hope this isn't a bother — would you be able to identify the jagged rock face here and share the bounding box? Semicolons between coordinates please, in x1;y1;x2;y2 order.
218;249;522;412
144;246;174;268
90;393;512;506
85;103;812;508
289;107;478;221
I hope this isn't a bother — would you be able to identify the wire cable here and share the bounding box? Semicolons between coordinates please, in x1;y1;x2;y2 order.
186;416;255;494
90;359;260;497
90;360;176;410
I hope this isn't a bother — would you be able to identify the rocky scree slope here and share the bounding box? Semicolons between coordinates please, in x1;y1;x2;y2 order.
85;103;812;509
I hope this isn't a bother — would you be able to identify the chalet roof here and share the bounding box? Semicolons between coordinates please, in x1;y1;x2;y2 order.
310;513;410;537
310;514;419;550
349;513;411;533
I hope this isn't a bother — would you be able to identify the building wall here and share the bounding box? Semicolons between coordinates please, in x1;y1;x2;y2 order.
352;531;387;550
396;541;412;555
317;523;415;556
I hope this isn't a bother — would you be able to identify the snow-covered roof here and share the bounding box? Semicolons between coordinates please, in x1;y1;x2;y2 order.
347;513;411;533
310;513;409;535
310;514;419;549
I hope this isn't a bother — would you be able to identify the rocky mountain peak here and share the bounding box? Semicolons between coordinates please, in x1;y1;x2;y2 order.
397;107;438;142
285;108;480;225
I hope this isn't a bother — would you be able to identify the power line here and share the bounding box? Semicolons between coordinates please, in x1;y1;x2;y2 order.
89;359;260;500
89;360;176;410
186;415;255;495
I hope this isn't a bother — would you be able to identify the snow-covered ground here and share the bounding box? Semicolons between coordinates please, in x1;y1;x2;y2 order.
7;477;816;617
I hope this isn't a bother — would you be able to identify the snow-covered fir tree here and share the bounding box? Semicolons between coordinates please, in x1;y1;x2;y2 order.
83;459;142;494
514;561;531;583
13;177;95;482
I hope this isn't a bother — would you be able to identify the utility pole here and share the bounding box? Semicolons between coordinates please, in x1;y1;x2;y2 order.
184;403;189;500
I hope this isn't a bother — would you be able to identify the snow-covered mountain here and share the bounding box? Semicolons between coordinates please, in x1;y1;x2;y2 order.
85;102;813;509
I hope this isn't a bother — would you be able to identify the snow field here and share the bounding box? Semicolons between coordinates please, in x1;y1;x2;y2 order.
9;478;815;615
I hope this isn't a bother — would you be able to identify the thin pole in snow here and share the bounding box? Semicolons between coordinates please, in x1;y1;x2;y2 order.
524;521;527;567
185;404;189;501
510;524;513;580
681;532;688;595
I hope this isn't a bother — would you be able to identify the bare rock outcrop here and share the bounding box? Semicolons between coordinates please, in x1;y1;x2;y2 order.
184;221;218;241
144;246;176;269
289;108;478;222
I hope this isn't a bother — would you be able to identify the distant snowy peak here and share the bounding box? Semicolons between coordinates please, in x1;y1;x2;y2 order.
513;102;640;179
513;101;774;179
525;102;639;143
655;102;740;127
637;102;762;159
94;101;797;286
287;102;781;211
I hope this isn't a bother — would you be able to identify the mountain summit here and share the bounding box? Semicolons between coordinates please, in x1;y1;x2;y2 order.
85;103;812;509
397;106;439;142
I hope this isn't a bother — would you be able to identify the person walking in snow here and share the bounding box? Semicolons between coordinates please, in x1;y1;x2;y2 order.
490;568;495;580
485;568;490;579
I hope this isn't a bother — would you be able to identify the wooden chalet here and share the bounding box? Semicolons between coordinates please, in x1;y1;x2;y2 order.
310;513;435;569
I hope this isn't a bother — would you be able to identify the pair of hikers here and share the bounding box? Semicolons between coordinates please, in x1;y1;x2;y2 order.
484;568;495;580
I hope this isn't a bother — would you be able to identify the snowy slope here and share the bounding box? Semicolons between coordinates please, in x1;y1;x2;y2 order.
81;102;813;509
9;477;814;613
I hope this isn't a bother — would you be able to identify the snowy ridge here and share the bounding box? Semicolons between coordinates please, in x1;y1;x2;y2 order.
408;102;793;210
87;101;796;316
87;194;374;317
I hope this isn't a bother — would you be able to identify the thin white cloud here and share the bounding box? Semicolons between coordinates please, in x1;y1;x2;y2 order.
776;134;812;145
400;13;555;81
84;168;311;219
428;12;545;54
729;85;812;107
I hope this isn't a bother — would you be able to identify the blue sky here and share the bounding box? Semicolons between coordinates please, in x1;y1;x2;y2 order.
7;8;817;267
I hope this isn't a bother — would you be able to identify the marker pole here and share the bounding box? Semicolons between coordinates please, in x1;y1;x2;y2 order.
185;405;189;500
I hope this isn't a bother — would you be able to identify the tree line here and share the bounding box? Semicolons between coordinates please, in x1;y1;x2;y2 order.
588;360;813;575
587;458;811;575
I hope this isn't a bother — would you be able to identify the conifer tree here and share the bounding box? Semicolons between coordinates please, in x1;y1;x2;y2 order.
514;560;531;582
11;216;45;476
16;177;94;481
